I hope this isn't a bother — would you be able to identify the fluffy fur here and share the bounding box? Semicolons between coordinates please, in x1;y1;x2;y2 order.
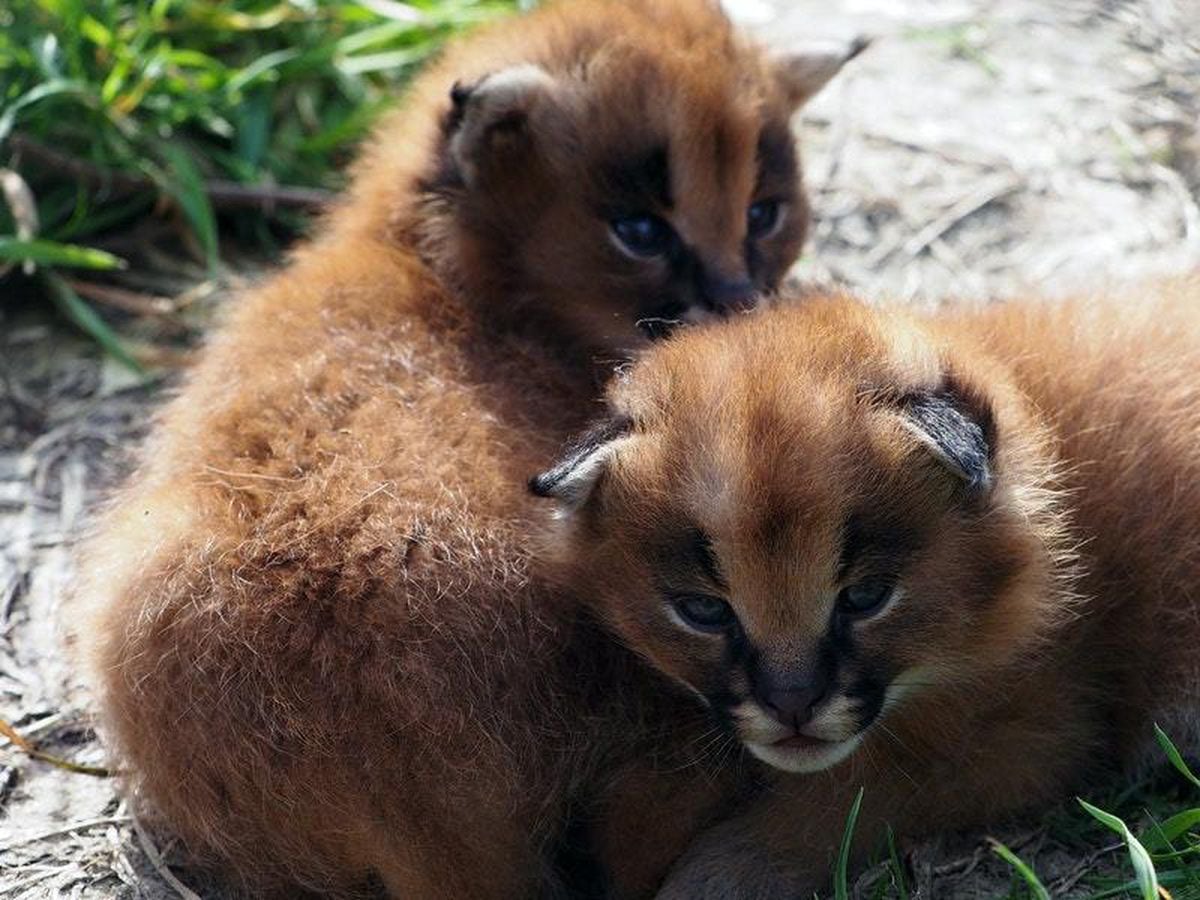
70;0;858;896
333;0;854;349
538;277;1200;895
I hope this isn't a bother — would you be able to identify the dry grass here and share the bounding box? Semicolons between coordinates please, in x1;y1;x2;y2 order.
2;0;1198;896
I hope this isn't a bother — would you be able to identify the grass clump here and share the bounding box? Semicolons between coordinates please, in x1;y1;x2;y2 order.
0;0;523;363
838;727;1199;899
991;727;1200;900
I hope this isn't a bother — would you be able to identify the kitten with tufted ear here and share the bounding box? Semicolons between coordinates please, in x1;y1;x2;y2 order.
898;379;997;494
447;64;570;188
530;414;633;509
773;35;871;109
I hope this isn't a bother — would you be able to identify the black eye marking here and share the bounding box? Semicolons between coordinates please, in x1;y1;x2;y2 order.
746;198;782;240
836;578;896;618
845;674;888;729
599;146;672;209
610;213;676;258
670;594;738;633
838;516;921;580
755;123;797;194
691;529;727;590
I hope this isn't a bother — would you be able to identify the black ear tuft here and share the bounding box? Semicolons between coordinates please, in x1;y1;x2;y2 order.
901;383;995;493
446;80;474;131
530;415;633;506
772;35;872;109
450;80;473;109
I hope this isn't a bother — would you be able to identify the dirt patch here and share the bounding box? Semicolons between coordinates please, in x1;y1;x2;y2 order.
763;0;1200;302
2;1;1197;897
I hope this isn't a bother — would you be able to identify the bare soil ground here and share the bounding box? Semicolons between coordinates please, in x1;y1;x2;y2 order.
2;1;1198;897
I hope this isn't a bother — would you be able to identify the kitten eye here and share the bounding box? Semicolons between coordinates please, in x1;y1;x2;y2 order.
836;579;896;618
746;199;782;239
611;213;675;258
671;594;738;633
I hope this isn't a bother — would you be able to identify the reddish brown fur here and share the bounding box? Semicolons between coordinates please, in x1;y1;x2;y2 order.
338;0;820;349
68;0;850;895
544;279;1200;895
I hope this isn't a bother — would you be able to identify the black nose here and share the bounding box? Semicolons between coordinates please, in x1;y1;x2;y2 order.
763;684;826;729
700;271;756;313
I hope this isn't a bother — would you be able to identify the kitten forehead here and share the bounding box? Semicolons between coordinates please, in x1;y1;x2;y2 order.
621;303;940;630
670;101;763;257
669;390;854;635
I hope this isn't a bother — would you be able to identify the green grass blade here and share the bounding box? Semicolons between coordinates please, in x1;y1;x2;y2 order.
336;20;423;55
40;271;144;374
337;47;428;76
989;839;1051;900
156;142;218;274
886;825;909;900
1144;808;1200;852
51;193;155;241
0;237;126;270
0;79;89;142
1155;724;1200;791
233;92;272;171
355;0;425;23
834;787;865;900
1087;869;1190;899
224;47;303;95
1078;798;1160;900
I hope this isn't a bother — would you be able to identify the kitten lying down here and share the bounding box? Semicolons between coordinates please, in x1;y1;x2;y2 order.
70;0;865;896
535;278;1200;896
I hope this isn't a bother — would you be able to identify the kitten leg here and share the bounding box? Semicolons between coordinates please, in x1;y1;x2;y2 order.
372;818;551;900
589;753;740;899
654;778;861;900
655;817;814;900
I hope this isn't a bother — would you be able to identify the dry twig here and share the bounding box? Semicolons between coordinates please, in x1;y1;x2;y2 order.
10;134;333;213
0;716;111;778
133;820;204;900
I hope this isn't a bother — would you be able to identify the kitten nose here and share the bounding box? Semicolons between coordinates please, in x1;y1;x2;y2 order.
763;685;826;729
700;271;756;313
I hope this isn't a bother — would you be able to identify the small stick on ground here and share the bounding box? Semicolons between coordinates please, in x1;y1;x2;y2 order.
865;174;1023;269
0;716;111;778
63;279;179;320
133;820;204;900
10;134;333;213
0;815;133;853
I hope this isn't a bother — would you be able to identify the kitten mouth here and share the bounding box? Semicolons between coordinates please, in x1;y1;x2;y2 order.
728;698;868;772
746;733;862;774
771;732;834;750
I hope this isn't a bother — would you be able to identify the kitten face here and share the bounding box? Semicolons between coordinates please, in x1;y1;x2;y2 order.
423;0;864;350
534;300;1067;773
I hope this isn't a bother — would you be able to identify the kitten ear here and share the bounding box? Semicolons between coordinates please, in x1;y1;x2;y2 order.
530;415;634;510
448;64;564;187
773;36;870;109
898;381;996;494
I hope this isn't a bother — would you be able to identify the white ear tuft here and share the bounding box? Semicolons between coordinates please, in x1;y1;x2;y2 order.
448;64;561;187
773;36;870;109
530;416;633;511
